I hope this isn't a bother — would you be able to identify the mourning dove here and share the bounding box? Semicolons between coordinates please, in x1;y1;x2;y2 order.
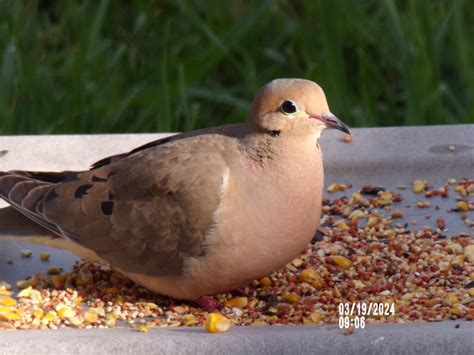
0;78;350;301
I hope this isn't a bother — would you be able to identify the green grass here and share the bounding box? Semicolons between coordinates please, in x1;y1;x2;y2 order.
0;0;473;134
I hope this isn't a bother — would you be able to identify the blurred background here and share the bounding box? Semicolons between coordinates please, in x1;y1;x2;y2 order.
0;0;473;134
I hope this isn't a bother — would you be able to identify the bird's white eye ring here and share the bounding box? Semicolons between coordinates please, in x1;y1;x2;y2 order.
280;100;299;115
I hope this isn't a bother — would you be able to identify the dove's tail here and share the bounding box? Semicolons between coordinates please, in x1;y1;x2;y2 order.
0;170;77;238
0;171;105;261
0;206;56;240
0;206;104;261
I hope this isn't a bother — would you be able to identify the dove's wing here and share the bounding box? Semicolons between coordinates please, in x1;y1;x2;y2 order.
0;135;231;276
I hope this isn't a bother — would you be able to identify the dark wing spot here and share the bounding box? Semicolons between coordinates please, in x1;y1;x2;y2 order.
74;184;93;198
108;191;115;200
92;175;108;182
9;170;78;183
101;201;114;215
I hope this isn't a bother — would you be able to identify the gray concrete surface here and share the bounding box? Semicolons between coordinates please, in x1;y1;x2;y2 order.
0;125;473;354
0;321;472;355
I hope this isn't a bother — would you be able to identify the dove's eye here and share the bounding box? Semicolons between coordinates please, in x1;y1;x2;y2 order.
280;100;298;115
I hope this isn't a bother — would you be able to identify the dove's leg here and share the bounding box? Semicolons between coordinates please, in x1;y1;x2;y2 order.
195;284;254;312
195;295;223;312
230;287;251;297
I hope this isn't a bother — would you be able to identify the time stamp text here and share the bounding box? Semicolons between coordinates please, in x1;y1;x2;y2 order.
338;302;396;329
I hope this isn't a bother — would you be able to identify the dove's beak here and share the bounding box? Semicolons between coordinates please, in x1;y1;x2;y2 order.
311;112;351;135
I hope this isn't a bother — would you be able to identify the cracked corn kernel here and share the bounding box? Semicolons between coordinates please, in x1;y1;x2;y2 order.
331;255;351;270
334;220;350;231
69;316;83;327
33;309;44;319
450;307;462;315
17;286;40;299
446;293;459;305
258;276;272;287
224;297;248;309
366;216;378;228
0;310;19;321
308;312;323;323
47;268;62;275
205;313;231;333
383;229;396;238
354;280;365;289
58;307;76;319
377;191;393;206
343;135;352;143
451;255;464;265
327;183;346;193
391;210;404;218
348;209;366;220
137;325;149;332
104;316;117;328
39;252;50;261
88;307;105;317
284;292;299;303
413;180;427;193
182;314;199;326
456;201;469;212
0;290;11;297
0;297;17;307
41;312;57;325
299;268;324;288
17;287;31;298
84;311;99;323
291;258;303;267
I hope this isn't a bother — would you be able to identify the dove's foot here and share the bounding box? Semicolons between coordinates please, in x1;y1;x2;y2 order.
230;287;251;297
195;295;223;312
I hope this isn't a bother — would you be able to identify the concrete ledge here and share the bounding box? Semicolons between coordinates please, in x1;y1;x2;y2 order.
0;125;473;354
0;321;472;355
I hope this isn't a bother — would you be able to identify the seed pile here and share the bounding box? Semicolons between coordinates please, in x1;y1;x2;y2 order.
0;179;472;331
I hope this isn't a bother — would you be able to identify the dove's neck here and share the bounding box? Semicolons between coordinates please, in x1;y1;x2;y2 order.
239;132;276;168
240;130;322;173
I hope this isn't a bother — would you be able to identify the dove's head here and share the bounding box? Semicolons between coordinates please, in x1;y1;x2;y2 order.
249;78;350;138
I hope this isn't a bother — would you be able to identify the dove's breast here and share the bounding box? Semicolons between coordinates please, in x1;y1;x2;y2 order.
176;137;324;298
